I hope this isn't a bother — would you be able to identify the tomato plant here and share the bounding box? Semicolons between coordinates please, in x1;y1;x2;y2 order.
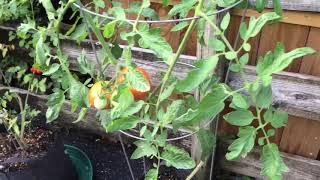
0;0;317;179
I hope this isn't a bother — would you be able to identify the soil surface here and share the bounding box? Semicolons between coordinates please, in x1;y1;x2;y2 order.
59;128;191;180
0;121;191;180
0;125;54;171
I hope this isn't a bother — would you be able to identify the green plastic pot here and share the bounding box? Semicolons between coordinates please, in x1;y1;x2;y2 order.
64;144;93;180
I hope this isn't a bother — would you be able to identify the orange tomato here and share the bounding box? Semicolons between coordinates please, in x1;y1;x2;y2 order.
117;67;151;100
88;81;113;109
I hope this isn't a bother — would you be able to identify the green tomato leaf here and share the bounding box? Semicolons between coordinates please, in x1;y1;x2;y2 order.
70;24;88;43
70;79;90;108
145;169;158;180
159;81;176;103
259;47;316;77
108;6;126;20
77;50;94;76
225;51;237;60
73;108;88;123
232;93;250;109
156;130;168;147
127;68;151;92
106;116;139;132
138;25;173;65
17;20;36;39
255;85;272;108
243;43;251;52
103;20;117;38
229;64;241;72
35;36;48;67
239;53;249;65
174;84;229;130
272;0;283;16
261;143;289;179
46;90;65;123
111;87;134;119
131;140;157;159
121;100;145;117
208;38;226;52
220;12;231;31
168;0;197;18
224;110;254;126
161;100;184;126
39;0;56;20
246;12;280;39
264;109;288;128
161;144;195;169
171;22;189;32
256;0;267;13
43;63;60;76
176;55;219;92
217;0;237;7
197;129;216;161
226;126;257;160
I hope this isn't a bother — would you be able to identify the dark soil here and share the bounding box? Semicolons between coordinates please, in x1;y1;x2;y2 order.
59;128;191;180
0;119;191;180
0;126;55;171
0;119;78;180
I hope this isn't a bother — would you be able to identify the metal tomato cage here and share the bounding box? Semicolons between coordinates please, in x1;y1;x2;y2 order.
73;0;246;179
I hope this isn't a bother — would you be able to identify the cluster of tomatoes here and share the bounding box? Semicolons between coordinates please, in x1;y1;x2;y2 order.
88;67;151;110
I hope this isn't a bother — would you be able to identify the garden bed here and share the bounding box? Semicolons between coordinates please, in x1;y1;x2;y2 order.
0;119;191;180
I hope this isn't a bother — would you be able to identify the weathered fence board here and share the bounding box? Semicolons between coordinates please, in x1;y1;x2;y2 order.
249;0;320;12
228;65;320;122
151;0;320;12
217;140;320;180
299;27;320;76
279;116;320;159
60;40;320;123
231;9;320;28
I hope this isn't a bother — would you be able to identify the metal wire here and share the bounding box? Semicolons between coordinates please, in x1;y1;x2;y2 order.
117;60;208;142
150;60;196;68
72;0;244;24
118;134;135;180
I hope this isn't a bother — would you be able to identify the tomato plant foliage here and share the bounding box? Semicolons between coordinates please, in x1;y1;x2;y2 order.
0;0;317;179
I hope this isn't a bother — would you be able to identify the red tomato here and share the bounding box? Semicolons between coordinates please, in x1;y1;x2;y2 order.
117;67;151;100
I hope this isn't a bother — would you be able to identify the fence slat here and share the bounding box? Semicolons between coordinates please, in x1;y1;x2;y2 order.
228;65;320;122
249;0;320;12
231;9;320;28
217;140;320;180
257;22;309;73
299;27;320;76
280;116;320;159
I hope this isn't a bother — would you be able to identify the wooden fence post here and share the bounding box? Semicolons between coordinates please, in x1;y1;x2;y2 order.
191;3;226;179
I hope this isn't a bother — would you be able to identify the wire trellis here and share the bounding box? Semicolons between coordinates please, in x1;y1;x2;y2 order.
72;0;244;24
75;0;247;178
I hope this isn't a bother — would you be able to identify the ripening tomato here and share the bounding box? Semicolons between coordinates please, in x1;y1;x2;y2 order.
88;81;113;109
117;67;151;100
30;67;42;74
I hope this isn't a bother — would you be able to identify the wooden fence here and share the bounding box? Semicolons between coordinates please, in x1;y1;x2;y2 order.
1;0;320;179
223;8;320;160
